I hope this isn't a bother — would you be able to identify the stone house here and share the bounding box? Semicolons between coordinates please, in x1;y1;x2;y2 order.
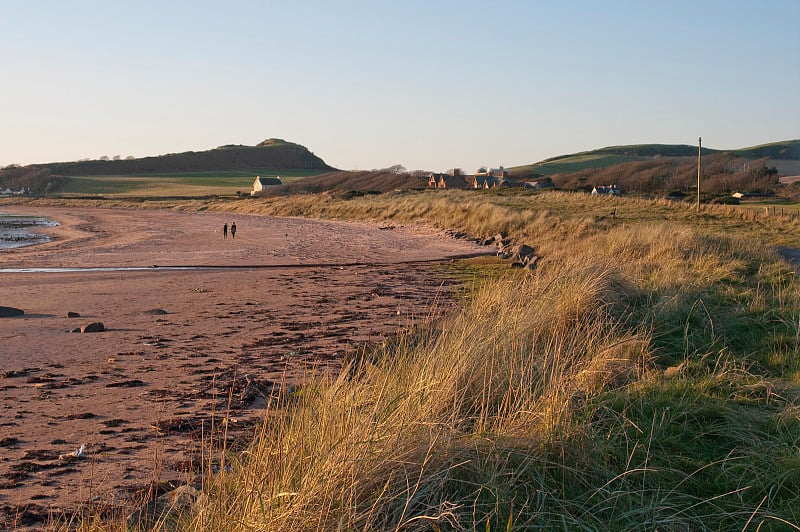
428;171;471;189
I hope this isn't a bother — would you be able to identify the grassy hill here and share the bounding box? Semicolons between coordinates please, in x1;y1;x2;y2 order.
50;138;333;176
509;139;800;178
0;138;334;195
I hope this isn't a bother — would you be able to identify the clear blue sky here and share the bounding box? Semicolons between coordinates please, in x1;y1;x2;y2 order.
1;1;798;172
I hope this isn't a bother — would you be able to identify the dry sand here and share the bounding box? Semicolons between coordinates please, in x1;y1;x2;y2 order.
0;205;489;528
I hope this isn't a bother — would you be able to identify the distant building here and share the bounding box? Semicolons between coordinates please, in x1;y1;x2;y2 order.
475;166;508;179
428;165;524;191
2;187;28;196
251;175;283;196
524;178;555;190
472;175;498;189
591;184;622;196
732;191;766;199
428;169;471;189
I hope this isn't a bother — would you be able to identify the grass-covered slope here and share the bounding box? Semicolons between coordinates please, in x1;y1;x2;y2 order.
54;169;322;197
49;138;334;176
509;140;800;179
265;169;429;195
173;191;799;530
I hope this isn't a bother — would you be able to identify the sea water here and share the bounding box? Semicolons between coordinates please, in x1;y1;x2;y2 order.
0;213;59;250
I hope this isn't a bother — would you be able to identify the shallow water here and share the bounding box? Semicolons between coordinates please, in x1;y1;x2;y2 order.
0;213;59;250
0;266;202;273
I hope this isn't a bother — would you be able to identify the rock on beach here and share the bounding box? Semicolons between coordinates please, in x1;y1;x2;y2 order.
80;322;105;333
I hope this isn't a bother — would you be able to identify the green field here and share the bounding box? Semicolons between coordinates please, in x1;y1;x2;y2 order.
736;197;800;214
510;153;636;176
57;169;324;196
510;139;800;178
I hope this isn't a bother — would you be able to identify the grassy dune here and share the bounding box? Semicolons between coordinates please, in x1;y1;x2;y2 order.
12;191;800;529
198;235;800;529
192;193;800;530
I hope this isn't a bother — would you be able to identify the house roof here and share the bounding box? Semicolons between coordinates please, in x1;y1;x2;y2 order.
429;173;471;189
473;176;496;187
439;174;471;189
525;180;555;189
255;176;282;186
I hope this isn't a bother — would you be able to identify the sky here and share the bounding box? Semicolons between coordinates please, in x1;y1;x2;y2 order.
1;1;798;172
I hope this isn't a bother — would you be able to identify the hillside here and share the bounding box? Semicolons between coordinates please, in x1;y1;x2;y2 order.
0;139;334;194
549;152;781;196
51;138;333;175
509;139;800;178
267;169;429;195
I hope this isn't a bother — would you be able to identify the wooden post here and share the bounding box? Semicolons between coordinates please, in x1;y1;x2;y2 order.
697;137;702;212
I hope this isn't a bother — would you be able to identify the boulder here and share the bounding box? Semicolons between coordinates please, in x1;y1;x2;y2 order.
126;484;206;531
0;306;24;318
67;311;80;318
143;309;168;315
80;322;105;333
509;244;536;265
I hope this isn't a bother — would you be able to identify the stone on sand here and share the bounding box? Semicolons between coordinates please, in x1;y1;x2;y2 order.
80;322;105;333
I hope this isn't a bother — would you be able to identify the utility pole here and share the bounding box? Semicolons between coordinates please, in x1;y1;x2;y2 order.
697;136;702;212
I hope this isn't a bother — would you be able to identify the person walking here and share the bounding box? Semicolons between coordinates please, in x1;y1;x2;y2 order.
231;222;236;239
223;223;228;239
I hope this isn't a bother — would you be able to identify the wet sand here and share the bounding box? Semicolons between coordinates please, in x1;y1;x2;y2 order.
0;206;488;528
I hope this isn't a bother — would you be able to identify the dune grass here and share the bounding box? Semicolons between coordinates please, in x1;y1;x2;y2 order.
185;221;800;530
13;189;800;529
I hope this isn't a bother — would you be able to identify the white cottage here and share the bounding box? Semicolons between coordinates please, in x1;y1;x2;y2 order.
251;175;283;196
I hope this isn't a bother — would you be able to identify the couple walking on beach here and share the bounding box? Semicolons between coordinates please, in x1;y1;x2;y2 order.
222;222;237;239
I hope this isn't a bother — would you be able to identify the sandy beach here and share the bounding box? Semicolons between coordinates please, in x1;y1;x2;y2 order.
0;205;488;528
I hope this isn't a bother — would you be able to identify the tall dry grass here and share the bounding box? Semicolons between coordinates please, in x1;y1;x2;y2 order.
187;215;800;530
195;259;650;530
